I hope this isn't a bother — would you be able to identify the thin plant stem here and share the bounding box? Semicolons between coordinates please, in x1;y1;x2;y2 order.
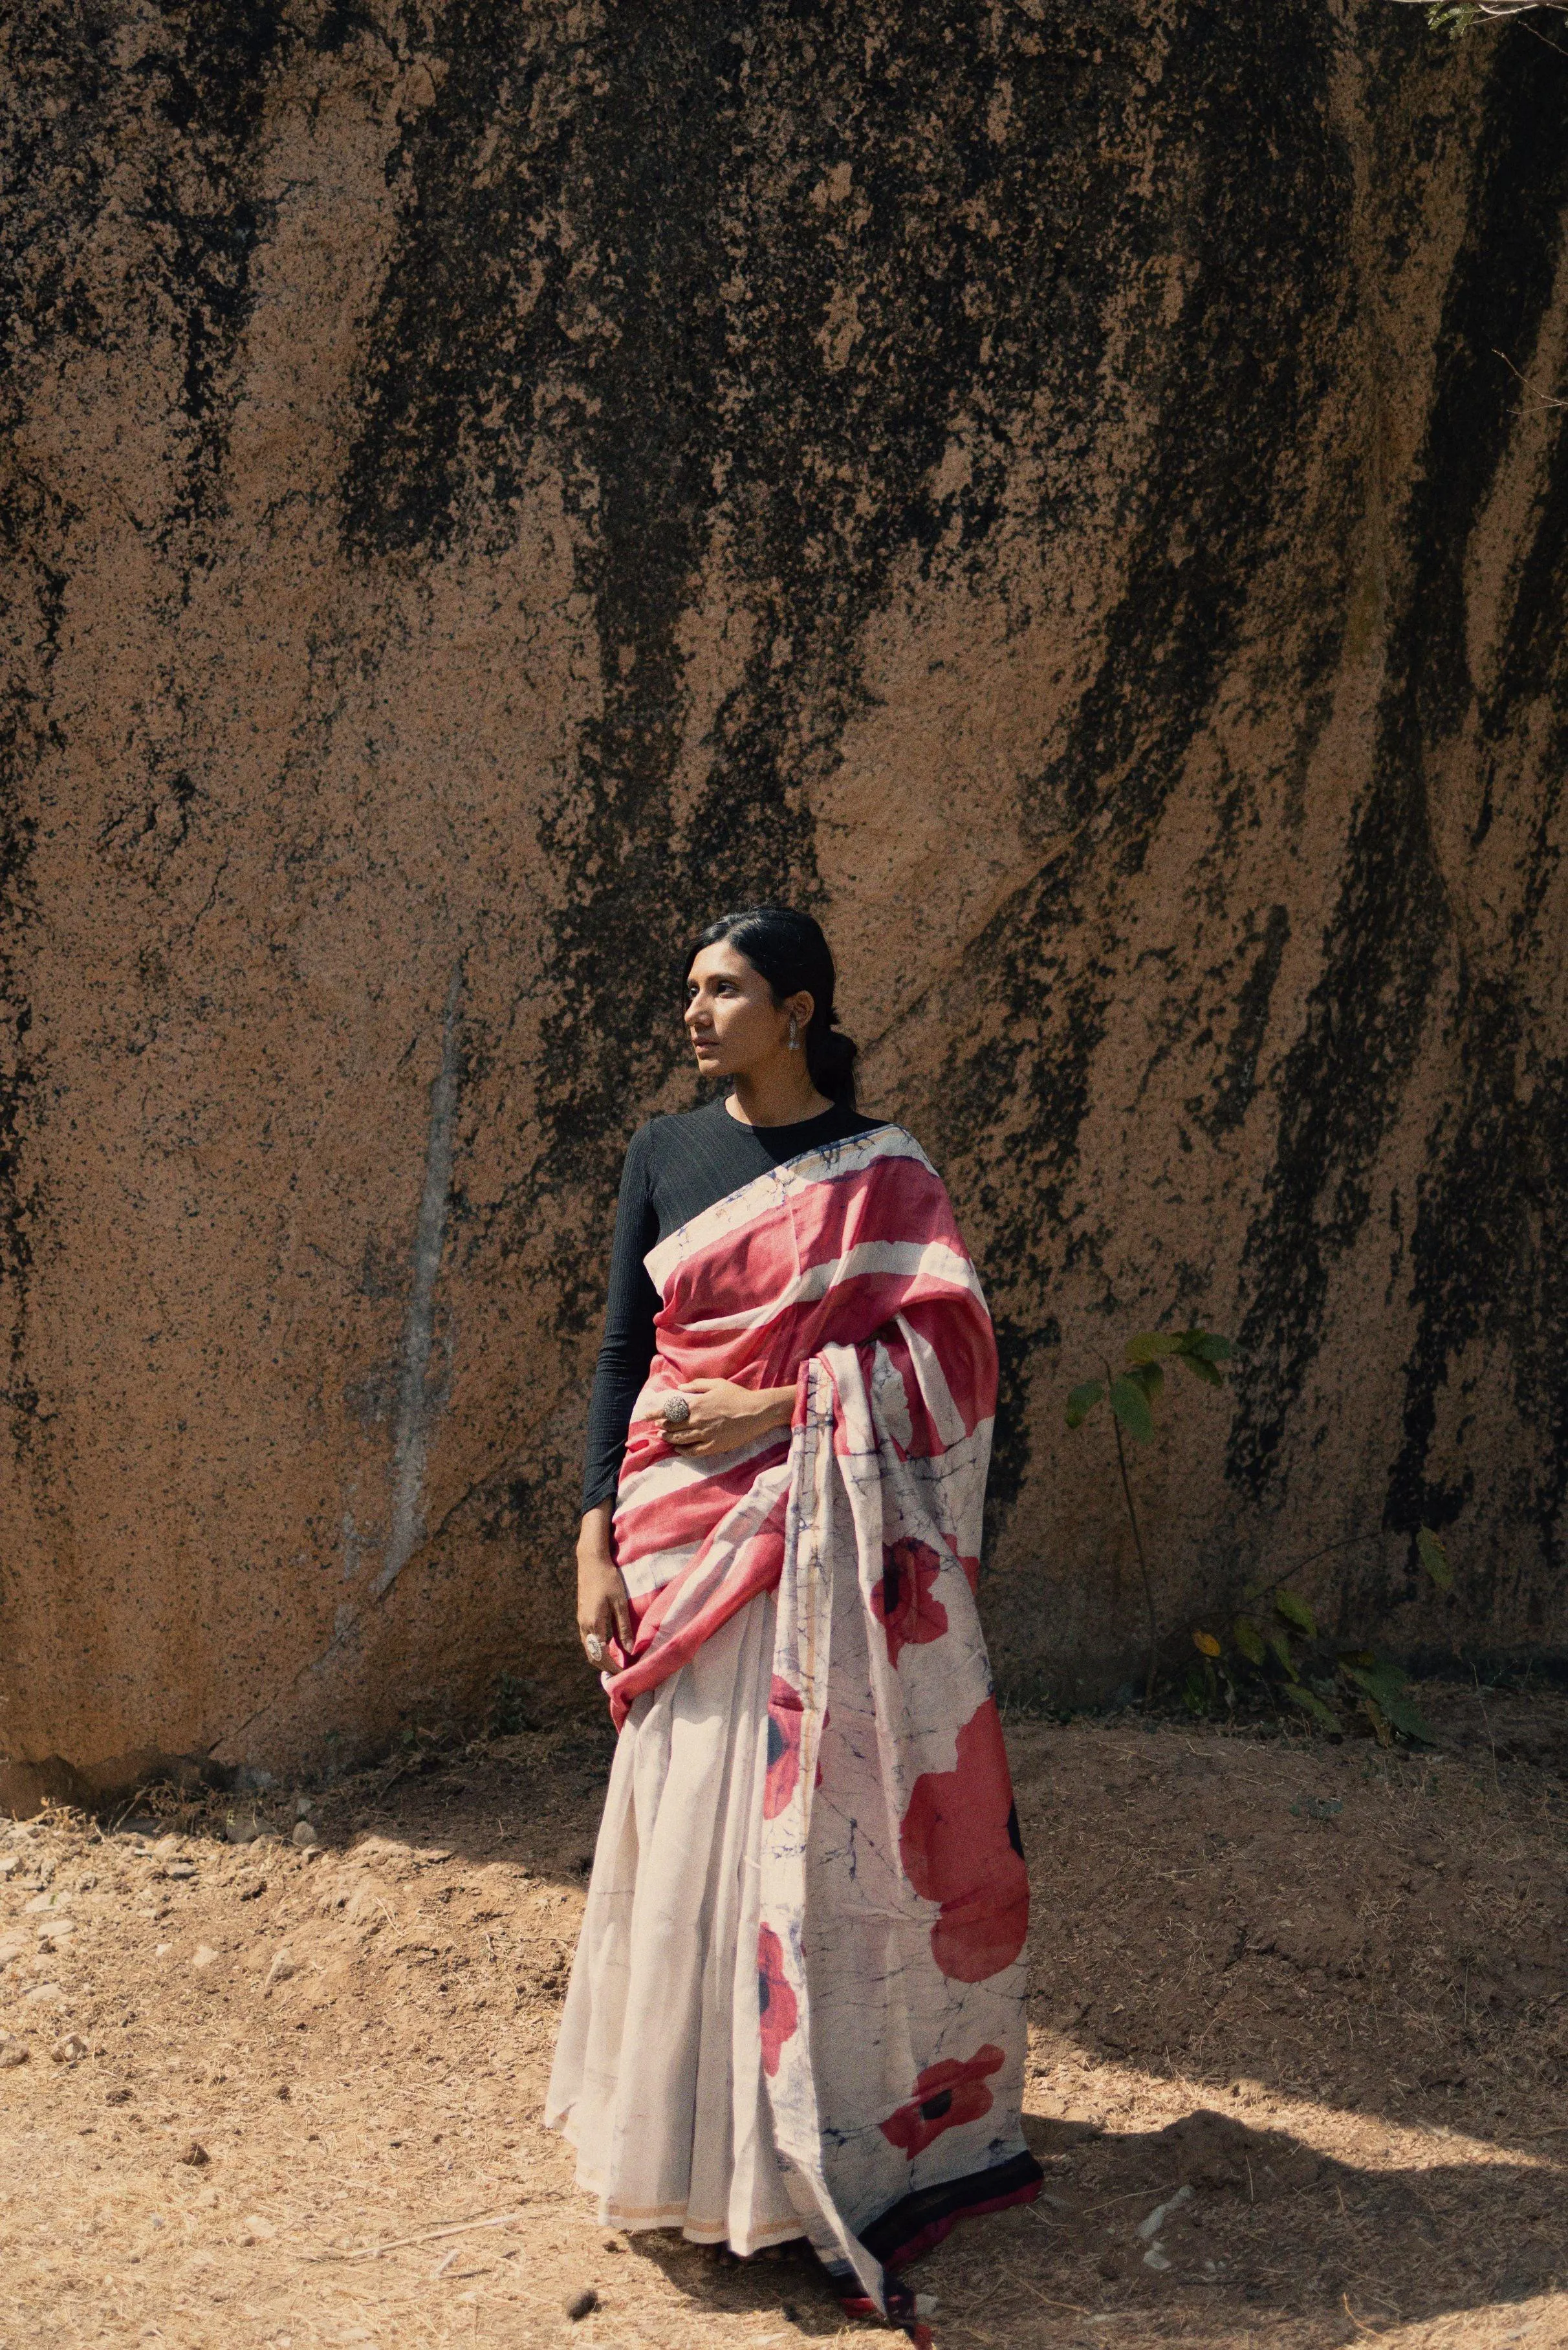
1106;1355;1159;1704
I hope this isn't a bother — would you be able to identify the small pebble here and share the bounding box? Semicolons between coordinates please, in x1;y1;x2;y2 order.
177;2141;209;2167
191;1945;220;1970
50;2033;89;2064
233;1872;267;1901
0;2041;28;2069
291;1822;319;1850
565;2287;600;2321
105;2087;132;2106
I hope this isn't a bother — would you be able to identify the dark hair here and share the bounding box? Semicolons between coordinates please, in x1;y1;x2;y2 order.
686;904;860;1107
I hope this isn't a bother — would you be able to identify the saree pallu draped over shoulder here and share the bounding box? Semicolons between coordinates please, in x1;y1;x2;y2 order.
547;1125;1040;2323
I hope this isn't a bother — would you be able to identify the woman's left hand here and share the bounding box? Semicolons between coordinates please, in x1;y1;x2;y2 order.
662;1378;796;1456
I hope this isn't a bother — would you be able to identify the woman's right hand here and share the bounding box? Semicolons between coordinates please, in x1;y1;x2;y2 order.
576;1504;633;1664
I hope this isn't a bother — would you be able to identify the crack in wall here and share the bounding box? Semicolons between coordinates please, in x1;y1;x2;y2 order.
374;956;464;1601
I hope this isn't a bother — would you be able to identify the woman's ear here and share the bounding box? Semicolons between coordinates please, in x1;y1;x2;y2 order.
787;990;816;1031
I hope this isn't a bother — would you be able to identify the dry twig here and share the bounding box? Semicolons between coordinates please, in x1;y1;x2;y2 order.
310;2210;523;2263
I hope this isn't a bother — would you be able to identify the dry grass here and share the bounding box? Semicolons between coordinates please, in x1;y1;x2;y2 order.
0;1684;1564;2348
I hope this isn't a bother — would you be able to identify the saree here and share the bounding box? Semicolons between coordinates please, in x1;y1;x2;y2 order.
547;1124;1040;2325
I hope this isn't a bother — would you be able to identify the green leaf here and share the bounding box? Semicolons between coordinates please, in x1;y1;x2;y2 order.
1192;1629;1223;1659
1177;1353;1225;1389
1126;1331;1184;1364
1274;1589;1318;1639
1269;1629;1300;1682
1417;1527;1454;1593
1232;1615;1267;1668
1065;1379;1104;1430
1339;1657;1436;1745
1382;1688;1437;1744
1281;1683;1341;1733
1107;1375;1155;1444
1338;1656;1405;1707
1127;1361;1164;1405
1181;1331;1234;1364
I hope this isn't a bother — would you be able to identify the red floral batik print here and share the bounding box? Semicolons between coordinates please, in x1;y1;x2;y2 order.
899;1699;1029;1982
757;1924;798;2076
880;2044;1005;2159
764;1677;803;1820
869;1538;948;1669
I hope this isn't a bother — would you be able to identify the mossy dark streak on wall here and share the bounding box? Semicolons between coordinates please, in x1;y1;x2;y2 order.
2;0;1567;1781
1388;38;1568;1634
921;2;1351;1568
1230;31;1568;1644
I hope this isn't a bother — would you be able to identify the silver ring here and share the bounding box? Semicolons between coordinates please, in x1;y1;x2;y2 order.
583;1633;605;1666
662;1395;691;1429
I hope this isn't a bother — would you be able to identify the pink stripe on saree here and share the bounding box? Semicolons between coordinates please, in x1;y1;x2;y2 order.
597;1125;1038;2316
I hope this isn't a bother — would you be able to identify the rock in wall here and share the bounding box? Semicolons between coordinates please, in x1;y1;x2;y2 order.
1;0;1565;1796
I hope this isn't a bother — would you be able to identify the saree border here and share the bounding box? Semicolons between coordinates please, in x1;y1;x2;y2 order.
859;2147;1045;2270
643;1120;926;1295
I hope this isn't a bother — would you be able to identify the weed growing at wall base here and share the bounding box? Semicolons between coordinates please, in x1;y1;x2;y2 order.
1189;1529;1455;1745
1065;1327;1234;1705
1066;1325;1457;1739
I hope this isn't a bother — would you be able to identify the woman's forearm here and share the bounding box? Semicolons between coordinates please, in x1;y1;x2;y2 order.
578;1501;615;1560
757;1383;798;1431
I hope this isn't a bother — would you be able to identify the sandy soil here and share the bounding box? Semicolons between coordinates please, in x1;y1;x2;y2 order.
1;1685;1564;2350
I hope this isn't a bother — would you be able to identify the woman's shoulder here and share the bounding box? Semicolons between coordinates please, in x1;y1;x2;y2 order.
846;1118;921;1156
622;1098;730;1164
851;1118;944;1179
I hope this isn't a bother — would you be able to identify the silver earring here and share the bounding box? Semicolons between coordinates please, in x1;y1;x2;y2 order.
788;1016;801;1051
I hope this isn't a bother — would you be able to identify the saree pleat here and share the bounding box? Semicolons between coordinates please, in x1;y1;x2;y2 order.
547;1594;801;2250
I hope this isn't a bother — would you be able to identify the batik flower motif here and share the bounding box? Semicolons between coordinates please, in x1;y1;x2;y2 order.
757;1924;798;2076
879;2043;1006;2159
899;1699;1029;1982
764;1676;803;1820
870;1538;948;1668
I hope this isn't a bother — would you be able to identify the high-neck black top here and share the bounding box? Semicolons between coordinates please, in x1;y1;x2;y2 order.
582;1094;886;1510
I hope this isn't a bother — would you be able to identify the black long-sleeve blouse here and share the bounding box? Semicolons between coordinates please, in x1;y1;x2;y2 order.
581;1094;884;1510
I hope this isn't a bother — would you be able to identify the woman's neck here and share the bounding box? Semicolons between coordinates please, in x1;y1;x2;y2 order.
725;1063;833;1129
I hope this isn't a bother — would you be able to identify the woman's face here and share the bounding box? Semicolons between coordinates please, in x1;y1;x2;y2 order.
684;942;813;1080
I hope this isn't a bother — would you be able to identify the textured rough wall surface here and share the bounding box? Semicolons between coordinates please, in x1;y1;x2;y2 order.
2;1;1566;1798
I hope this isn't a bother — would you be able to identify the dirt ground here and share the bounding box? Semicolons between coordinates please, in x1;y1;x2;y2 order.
1;1684;1565;2350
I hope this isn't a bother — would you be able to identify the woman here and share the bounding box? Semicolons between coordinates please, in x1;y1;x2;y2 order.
546;906;1040;2334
